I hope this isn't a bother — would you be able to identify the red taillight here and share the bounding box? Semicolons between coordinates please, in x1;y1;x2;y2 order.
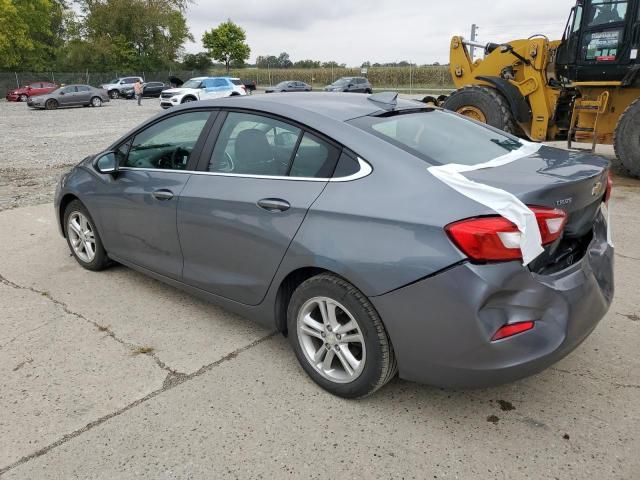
604;171;613;204
445;206;567;262
491;321;535;341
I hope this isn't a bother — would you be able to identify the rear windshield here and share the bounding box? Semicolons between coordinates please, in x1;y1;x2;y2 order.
230;79;242;85
349;110;522;166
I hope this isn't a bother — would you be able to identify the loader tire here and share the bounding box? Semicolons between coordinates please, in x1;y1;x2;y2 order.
443;85;519;135
614;97;640;178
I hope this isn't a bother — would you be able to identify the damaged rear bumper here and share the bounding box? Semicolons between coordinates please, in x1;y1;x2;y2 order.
371;209;614;388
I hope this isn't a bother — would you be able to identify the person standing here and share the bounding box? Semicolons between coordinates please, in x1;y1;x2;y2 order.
134;80;143;106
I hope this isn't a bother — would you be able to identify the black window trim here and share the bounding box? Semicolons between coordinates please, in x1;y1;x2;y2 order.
194;107;372;181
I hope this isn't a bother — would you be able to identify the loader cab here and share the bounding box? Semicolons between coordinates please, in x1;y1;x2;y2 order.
556;0;640;82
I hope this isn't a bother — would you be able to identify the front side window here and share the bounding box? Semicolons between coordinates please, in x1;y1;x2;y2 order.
183;79;203;89
123;111;210;170
588;0;627;26
61;86;77;94
349;110;523;166
209;112;301;175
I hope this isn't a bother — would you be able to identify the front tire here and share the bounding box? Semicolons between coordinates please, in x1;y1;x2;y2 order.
287;273;397;398
109;90;119;99
614;97;640;178
19;94;28;102
63;200;110;271
45;99;58;110
443;85;519;134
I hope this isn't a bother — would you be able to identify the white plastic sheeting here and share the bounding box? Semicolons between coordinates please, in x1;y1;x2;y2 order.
428;141;544;266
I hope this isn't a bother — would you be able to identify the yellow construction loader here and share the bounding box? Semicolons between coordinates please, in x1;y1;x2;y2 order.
440;0;640;177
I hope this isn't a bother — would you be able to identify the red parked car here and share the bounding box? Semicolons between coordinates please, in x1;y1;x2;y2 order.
6;82;58;102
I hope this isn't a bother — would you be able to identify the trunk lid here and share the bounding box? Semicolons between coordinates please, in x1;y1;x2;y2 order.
465;145;610;273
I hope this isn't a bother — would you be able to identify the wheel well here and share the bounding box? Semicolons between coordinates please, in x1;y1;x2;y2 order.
181;95;196;103
230;92;240;96
58;194;79;237
274;267;328;335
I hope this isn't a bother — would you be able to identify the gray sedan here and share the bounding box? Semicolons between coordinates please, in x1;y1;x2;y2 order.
54;92;613;398
27;84;110;110
265;81;312;93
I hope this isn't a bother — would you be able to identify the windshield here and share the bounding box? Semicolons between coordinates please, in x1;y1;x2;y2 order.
331;78;350;86
182;79;203;89
276;81;288;88
349;110;523;166
108;79;119;84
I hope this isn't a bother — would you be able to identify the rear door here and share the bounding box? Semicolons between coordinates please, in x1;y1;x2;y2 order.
178;110;341;305
58;86;77;106
76;85;92;104
89;110;215;279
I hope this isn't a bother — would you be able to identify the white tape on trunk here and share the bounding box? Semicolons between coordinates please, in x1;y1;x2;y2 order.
428;141;544;266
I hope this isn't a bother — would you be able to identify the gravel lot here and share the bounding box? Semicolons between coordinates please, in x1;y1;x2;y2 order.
1;98;639;479
0;99;160;211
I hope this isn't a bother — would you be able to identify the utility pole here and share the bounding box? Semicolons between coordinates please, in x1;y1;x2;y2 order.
470;24;479;61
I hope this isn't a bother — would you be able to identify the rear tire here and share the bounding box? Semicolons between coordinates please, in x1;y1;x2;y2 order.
443;85;519;135
19;94;28;102
287;273;397;398
90;96;102;107
109;90;119;99
614;97;640;178
45;99;58;110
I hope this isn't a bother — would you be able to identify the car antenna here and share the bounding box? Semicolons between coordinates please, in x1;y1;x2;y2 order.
367;91;398;111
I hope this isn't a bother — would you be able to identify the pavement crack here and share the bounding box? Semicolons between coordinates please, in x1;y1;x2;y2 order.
0;272;176;375
0;330;277;476
615;252;640;261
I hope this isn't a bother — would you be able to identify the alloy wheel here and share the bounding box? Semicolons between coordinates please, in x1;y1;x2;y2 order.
67;211;96;263
296;296;366;383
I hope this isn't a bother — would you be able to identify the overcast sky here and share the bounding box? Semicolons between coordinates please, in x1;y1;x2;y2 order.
184;0;577;65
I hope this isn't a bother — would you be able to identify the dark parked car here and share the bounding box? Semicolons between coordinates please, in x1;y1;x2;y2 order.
324;76;372;93
121;82;169;99
27;84;110;109
54;92;613;398
6;82;58;102
265;81;312;93
241;79;257;94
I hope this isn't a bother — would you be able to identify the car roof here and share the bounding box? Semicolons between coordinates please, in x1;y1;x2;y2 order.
195;92;424;122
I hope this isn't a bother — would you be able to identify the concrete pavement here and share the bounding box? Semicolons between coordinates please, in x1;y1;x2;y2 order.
0;182;639;478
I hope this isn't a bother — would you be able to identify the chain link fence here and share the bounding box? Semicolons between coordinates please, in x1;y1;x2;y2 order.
1;66;454;96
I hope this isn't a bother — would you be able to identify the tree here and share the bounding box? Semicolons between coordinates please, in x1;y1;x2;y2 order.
202;20;250;73
293;59;321;68
277;52;292;68
182;52;213;70
72;0;192;71
0;0;66;70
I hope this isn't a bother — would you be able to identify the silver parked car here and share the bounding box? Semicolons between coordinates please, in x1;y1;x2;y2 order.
27;84;110;110
54;93;613;398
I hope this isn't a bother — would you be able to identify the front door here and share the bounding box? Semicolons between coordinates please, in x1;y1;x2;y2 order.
88;110;214;279
178;111;341;305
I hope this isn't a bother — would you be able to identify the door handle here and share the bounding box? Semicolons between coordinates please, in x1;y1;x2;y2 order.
152;189;174;201
257;198;290;212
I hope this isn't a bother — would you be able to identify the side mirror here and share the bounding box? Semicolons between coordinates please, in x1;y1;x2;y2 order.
59;91;65;95
95;152;118;174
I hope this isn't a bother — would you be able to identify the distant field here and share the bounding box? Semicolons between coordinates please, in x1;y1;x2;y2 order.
1;66;455;95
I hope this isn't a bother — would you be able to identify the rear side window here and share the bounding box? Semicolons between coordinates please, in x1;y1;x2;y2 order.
349;110;522;166
289;133;340;178
333;152;360;177
209;112;301;176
